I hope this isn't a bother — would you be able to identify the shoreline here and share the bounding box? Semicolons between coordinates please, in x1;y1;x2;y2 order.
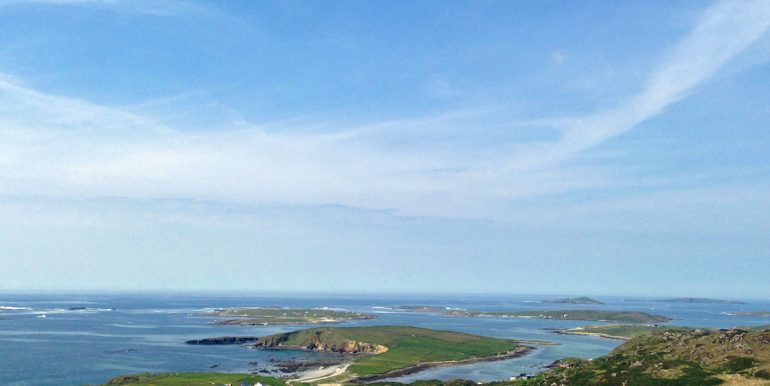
550;329;629;340
353;346;535;382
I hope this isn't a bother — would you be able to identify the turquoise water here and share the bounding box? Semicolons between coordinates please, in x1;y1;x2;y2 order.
0;293;768;385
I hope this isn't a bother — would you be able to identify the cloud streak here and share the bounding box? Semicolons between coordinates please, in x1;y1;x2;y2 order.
520;0;770;169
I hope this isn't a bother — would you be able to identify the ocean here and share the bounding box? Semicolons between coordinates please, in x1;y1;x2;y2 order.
1;292;768;385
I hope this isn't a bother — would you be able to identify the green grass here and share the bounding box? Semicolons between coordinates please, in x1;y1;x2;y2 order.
255;326;524;377
103;372;286;386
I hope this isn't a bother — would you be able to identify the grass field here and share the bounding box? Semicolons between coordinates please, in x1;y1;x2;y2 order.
103;372;286;386
254;326;526;377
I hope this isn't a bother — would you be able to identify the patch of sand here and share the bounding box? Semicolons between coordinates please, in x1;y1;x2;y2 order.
289;363;351;385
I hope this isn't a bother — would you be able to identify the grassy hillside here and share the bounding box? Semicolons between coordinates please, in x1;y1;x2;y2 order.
507;327;770;385
253;326;528;378
103;372;286;386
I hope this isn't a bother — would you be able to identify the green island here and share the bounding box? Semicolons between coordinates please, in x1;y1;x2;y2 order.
551;324;662;340
443;309;671;323
104;327;770;385
392;306;670;323
392;305;448;313
543;296;604;305
248;326;532;382
198;308;374;326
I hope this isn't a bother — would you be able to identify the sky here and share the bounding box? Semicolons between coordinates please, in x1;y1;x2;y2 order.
0;0;769;298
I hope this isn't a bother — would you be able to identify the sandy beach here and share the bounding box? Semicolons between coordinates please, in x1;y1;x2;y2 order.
289;362;351;384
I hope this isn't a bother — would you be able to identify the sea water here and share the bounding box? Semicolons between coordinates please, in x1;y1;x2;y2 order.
0;292;768;385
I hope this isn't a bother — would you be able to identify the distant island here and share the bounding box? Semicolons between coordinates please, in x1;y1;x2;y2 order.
626;297;745;304
543;296;604;305
391;305;447;313
660;297;746;304
442;309;670;323
197;307;374;326
734;311;770;317
392;306;668;323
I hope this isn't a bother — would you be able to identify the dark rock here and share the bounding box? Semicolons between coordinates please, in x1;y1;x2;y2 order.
185;336;259;345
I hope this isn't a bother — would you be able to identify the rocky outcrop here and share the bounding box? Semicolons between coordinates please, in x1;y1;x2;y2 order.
306;337;388;354
250;334;387;354
185;336;259;345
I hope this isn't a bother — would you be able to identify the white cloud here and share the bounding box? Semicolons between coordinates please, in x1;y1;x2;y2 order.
0;0;768;221
551;50;569;66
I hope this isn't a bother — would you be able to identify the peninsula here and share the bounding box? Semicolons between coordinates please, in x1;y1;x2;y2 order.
247;326;531;382
198;308;374;326
550;324;662;340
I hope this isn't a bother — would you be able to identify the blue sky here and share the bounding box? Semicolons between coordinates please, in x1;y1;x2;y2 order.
1;0;769;298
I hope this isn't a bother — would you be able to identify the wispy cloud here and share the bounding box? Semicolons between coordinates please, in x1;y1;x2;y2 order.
0;0;768;221
518;0;770;169
0;0;204;16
